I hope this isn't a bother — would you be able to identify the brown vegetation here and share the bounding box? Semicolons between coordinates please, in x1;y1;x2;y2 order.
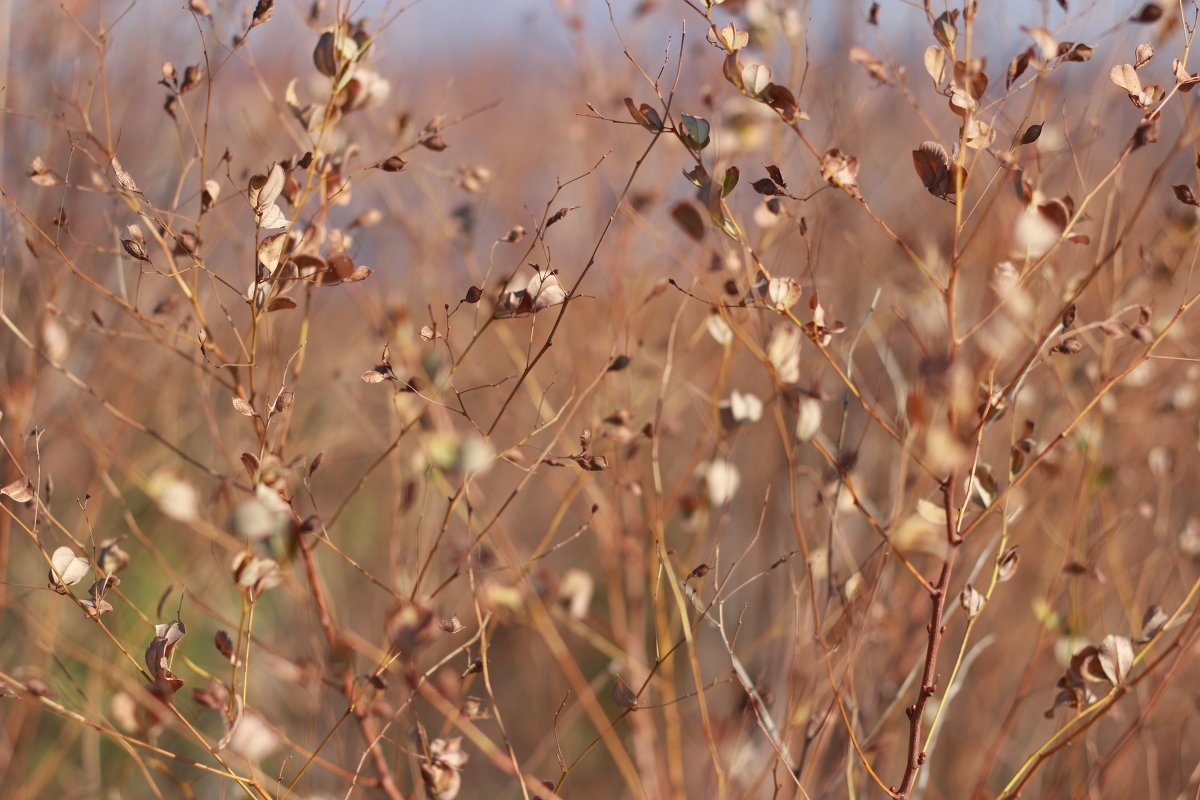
2;1;1200;798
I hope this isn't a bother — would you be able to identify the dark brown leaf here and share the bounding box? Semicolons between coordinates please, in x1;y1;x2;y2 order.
1131;3;1163;23
1064;43;1094;62
181;65;203;93
1172;184;1200;206
1132;118;1158;149
752;178;781;196
912;141;964;199
214;630;236;661
1007;48;1033;88
545;206;579;229
251;0;274;26
123;240;150;262
1020;123;1043;144
670;201;705;241
611;676;639;709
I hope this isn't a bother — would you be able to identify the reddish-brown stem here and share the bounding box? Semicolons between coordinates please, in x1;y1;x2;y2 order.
895;475;960;798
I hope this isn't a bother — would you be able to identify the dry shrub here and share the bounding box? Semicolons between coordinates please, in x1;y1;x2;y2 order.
2;1;1200;799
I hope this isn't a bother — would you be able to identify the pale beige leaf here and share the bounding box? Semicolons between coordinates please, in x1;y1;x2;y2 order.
232;396;256;417
1109;63;1141;95
257;232;288;274
924;45;946;85
1135;43;1154;69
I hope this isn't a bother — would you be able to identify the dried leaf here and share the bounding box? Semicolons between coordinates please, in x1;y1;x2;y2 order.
741;63;772;96
527;270;566;310
227;711;280;762
1096;635;1134;685
232;396;256;417
248;165;285;213
1021;123;1044;145
933;10;958;48
201;179;221;211
180;65;203;93
1137;605;1168;643
925;45;947;86
624;97;663;131
214;632;236;665
545;206;579;229
1007;48;1032;88
232;552;282;593
149;471;199;522
912;141;966;199
112;159;139;193
671;201;705;241
1172;184;1200;206
48;546;90;591
571;454;609;472
1025;27;1058;61
707;23;749;52
2;479;35;503
250;0;274;26
794;395;822;441
257;202;288;230
962;117;995;150
1131;3;1163;23
705;459;740;505
28;157;62;187
1064;43;1094;62
819;149;861;198
719;390;763;427
997;545;1019;582
1110;63;1156;108
960;584;984;619
145;620;187;694
421;736;469;799
767;323;802;383
607;355;631;372
611;676;639;709
767;276;802;310
1135;43;1154;69
361;367;391;384
127;239;152;263
849;46;891;85
257;232;288;274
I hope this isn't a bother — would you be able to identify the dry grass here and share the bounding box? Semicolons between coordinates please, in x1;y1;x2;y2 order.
2;1;1200;798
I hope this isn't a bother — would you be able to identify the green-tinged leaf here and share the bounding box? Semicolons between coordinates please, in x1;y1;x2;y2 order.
624;98;663;132
683;164;709;188
721;166;740;196
933;10;958;48
680;114;710;151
